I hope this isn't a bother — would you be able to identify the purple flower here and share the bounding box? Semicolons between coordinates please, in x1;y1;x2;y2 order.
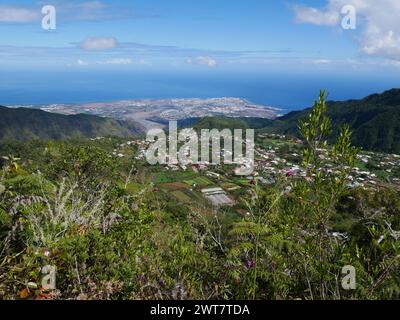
286;170;295;177
246;259;255;269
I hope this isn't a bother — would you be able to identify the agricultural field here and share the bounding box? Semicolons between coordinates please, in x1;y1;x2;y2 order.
171;190;192;203
183;176;214;187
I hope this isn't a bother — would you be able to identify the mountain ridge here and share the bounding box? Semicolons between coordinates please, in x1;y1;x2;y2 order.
0;106;143;141
262;88;400;153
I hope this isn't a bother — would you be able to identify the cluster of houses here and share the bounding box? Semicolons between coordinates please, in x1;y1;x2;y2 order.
254;137;400;190
107;134;400;207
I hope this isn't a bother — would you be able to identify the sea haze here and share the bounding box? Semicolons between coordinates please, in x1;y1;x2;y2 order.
1;70;399;113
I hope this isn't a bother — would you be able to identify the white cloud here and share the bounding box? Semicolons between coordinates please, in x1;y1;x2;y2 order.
293;0;400;61
293;5;339;26
0;1;156;24
77;58;134;66
97;58;133;65
312;59;332;65
80;37;118;51
61;1;158;21
186;56;217;67
0;6;39;23
57;1;110;21
77;59;88;66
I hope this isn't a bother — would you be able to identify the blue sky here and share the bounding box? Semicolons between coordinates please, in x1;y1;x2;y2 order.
0;0;380;70
0;0;400;106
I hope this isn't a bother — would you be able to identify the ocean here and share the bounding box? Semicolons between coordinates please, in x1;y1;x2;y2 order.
1;70;399;114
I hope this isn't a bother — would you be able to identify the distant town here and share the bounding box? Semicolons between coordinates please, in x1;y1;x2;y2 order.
8;98;280;130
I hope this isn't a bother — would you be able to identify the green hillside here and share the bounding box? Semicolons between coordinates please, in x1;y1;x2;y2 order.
181;116;274;131
264;88;400;153
0;106;144;141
